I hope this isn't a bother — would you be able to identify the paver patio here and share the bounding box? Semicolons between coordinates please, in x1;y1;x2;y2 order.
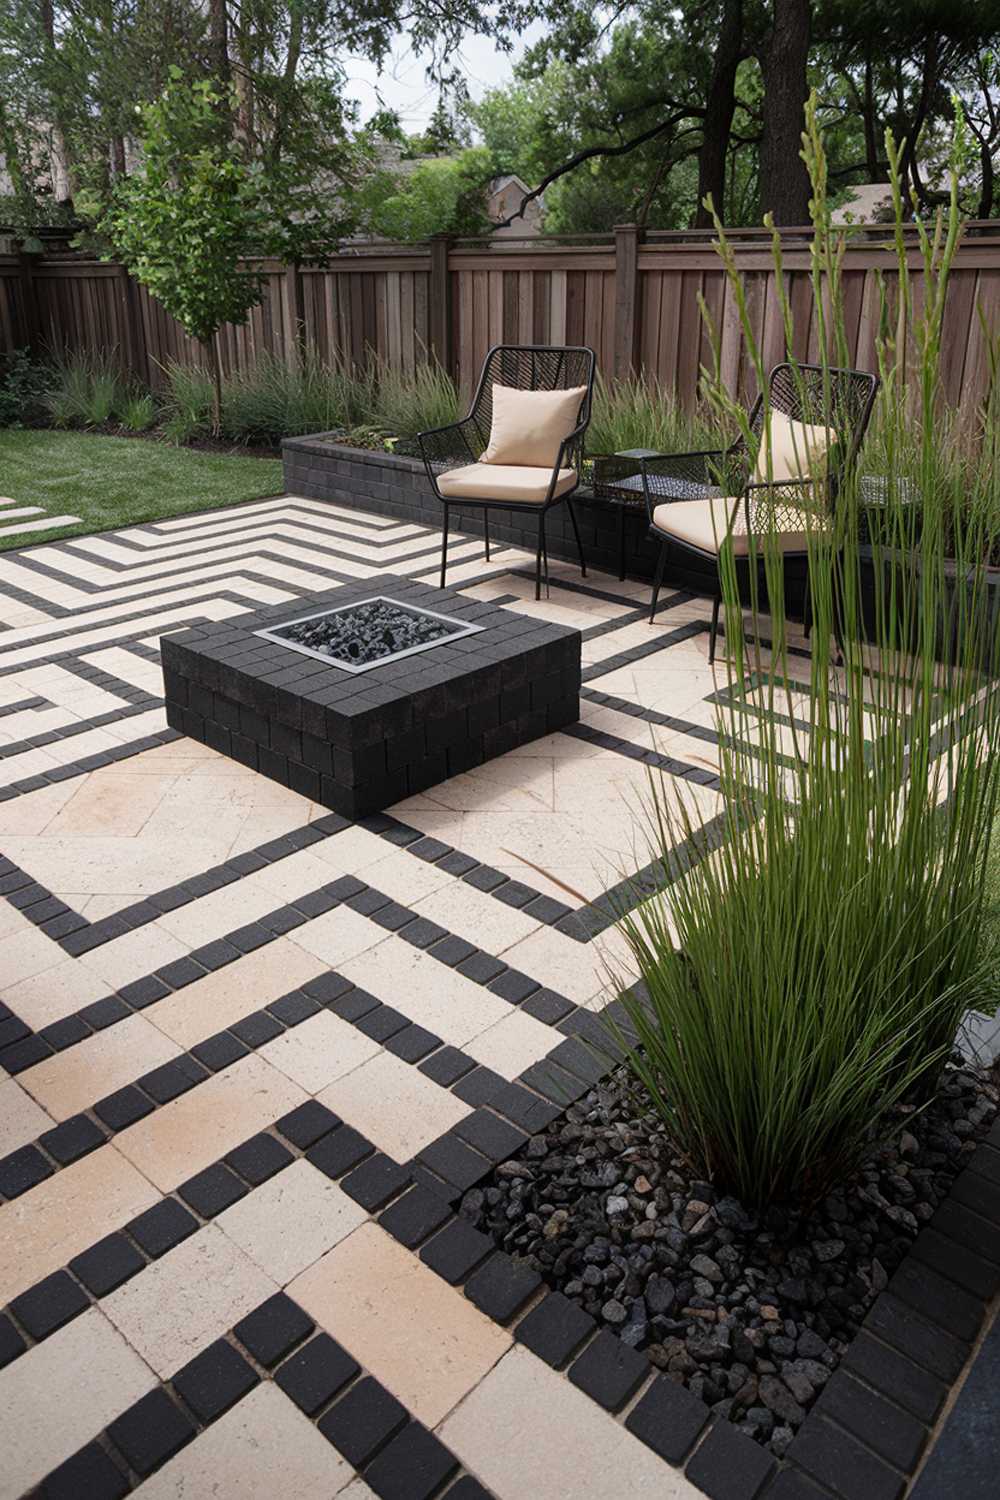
0;492;801;1498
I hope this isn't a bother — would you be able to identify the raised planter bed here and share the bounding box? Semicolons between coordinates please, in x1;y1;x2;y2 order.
282;434;686;585
405;1034;1000;1500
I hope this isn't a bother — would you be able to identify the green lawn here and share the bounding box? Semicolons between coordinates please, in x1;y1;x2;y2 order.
0;429;285;550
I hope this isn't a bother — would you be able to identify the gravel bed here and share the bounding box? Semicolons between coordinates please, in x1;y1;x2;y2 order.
461;1059;998;1456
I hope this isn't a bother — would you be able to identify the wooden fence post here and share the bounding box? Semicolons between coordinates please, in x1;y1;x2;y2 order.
16;249;44;357
116;263;150;386
613;223;642;380
284;262;306;368
428;235;453;374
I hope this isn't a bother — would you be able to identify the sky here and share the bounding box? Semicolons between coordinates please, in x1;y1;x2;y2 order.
343;24;546;132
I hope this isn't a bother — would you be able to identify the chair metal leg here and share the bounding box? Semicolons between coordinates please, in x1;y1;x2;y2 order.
541;515;550;597
709;596;721;664
566;497;587;577
440;506;449;589
483;509;490;562
535;511;545;601
649;540;667;623
617;504;626;582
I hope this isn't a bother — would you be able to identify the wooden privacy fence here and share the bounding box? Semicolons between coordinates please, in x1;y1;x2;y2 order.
1;224;999;410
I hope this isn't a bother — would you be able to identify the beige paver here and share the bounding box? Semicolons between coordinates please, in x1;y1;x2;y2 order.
0;1077;55;1156
216;1159;368;1284
0;1143;160;1305
133;1383;355;1499
1;924;64;988
319;1050;470;1161
338;936;511;1046
0;1308;157;1500
150;940;327;1049
1;955;111;1030
438;1346;703;1500
76;921;192;991
463;1008;560;1080
19;1013;183;1121
102;1223;277;1377
114;1053;307;1191
414;879;541;952
259;1009;381;1095
289;1222;511;1426
287;904;385;967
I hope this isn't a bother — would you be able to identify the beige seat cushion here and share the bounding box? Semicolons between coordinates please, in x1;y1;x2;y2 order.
754;409;837;484
651;495;829;556
438;463;578;504
482;384;588;468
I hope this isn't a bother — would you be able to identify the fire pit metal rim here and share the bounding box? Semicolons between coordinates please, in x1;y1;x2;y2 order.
252;593;485;674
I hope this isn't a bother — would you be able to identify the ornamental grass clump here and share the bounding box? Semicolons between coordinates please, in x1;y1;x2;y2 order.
609;99;1000;1210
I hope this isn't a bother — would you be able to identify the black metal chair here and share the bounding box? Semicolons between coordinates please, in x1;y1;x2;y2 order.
417;344;596;599
639;362;880;661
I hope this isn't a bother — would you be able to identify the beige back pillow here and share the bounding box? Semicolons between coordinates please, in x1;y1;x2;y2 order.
482;383;588;469
753;409;837;486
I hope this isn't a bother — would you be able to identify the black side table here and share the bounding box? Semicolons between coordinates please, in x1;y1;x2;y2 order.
590;449;660;581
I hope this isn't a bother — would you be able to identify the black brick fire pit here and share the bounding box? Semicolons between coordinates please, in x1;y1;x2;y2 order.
160;575;581;816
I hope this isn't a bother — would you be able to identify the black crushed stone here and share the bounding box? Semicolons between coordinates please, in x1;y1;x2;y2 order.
274;600;458;667
460;1058;998;1456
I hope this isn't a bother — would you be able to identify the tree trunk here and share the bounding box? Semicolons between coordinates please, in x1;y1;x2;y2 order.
862;56;880;179
693;0;744;226
39;0;75;204
207;340;223;436
209;0;230;83
759;0;812;225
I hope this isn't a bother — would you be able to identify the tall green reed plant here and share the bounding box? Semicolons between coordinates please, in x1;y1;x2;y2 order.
609;97;1000;1209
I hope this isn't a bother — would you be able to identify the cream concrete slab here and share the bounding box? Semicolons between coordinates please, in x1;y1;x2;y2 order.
19;1014;183;1122
398;755;555;813
133;1382;355;1500
154;873;288;949
217;1159;368;1284
259;1010;380;1095
0;1307;157;1500
498;925;612;1005
463;1008;559;1080
1;832;238;900
438;1346;702;1500
319;1051;470;1161
338;935;511;1046
287;904;385;967
102;1223;277;1377
308;822;394;874
76;922;192;991
114;1053;307;1191
0;1077;55;1156
1;924;65;988
0;776;77;835
38;772;173;838
0;1144;160;1305
289;1222;511;1427
351;846;454;904
413;879;540;953
1;955;109;1029
151;940;326;1049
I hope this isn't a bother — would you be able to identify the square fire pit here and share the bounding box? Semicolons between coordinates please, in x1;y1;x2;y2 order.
160;575;581;816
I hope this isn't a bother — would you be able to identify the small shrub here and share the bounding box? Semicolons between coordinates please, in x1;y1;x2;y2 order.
120;392;156;432
45;353;129;428
363;357;459;439
219;353;368;444
586;372;718;457
160;362;214;443
0;349;53;427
